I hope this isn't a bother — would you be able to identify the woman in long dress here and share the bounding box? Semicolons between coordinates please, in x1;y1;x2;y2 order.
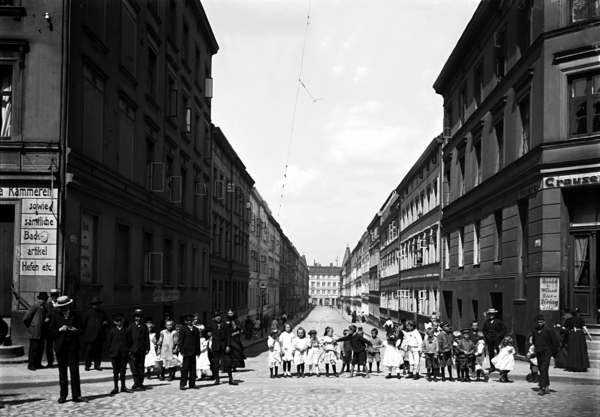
564;308;593;372
224;318;246;370
555;306;572;368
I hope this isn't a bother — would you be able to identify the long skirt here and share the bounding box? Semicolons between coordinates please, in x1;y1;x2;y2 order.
564;330;590;371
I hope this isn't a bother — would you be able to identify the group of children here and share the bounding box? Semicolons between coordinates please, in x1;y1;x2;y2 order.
266;318;517;384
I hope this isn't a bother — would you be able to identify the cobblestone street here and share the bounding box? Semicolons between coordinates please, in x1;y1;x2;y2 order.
1;307;598;416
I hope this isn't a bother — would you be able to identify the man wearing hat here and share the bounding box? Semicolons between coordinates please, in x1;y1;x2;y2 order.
107;313;133;395
178;313;201;390
48;295;87;403
82;296;110;371
22;292;48;370
203;311;236;385
43;289;61;367
482;308;507;371
125;309;150;390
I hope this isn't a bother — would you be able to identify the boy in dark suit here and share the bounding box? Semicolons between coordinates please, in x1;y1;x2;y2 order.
125;309;149;390
107;313;133;395
48;296;87;404
178;313;201;390
203;310;236;385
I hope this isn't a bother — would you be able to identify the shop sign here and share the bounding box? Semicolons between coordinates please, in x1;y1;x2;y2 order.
153;290;180;302
543;172;600;189
517;181;542;199
539;277;559;311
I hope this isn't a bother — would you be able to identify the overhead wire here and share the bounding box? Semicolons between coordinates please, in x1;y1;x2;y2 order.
277;0;314;219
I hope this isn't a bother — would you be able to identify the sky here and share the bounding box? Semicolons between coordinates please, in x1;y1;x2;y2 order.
202;0;480;267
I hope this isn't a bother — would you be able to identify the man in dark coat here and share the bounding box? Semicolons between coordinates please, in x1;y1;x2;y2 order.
203;310;236;385
23;292;48;370
48;296;87;404
482;308;507;371
82;296;109;371
178;313;201;390
107;313;133;395
125;309;149;390
43;289;60;367
531;314;560;396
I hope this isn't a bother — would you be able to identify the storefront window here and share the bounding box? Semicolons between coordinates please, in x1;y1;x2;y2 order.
574;235;590;287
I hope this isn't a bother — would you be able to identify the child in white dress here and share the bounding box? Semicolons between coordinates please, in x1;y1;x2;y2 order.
321;327;339;377
382;334;402;379
293;327;310;378
144;322;158;379
307;329;322;377
197;333;211;380
401;320;423;379
267;329;282;378
474;331;489;382
492;335;515;383
279;323;295;377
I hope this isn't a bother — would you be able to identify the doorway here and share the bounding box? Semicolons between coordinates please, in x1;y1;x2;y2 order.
0;204;16;317
571;233;598;323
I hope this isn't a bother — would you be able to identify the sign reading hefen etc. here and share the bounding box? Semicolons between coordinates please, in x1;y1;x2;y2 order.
539;277;559;311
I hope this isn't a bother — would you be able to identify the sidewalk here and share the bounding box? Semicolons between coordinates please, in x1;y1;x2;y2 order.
0;309;312;388
332;307;600;385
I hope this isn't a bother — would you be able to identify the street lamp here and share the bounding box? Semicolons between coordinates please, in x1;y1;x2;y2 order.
259;283;266;338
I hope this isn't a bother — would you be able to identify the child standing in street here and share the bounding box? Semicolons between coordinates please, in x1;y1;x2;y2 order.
341;329;353;373
438;322;454;382
525;337;539;384
197;331;211;380
492;335;515;383
423;324;440;382
451;330;463;381
267;329;282;379
107;313;133;395
456;329;475;382
382;334;402;379
307;329;322;377
401;320;423;380
321;327;340;377
293;327;310;378
474;331;489;382
157;319;180;381
280;323;295;377
144;321;159;380
367;328;383;373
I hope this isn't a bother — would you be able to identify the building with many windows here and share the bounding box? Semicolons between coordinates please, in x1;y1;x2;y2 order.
433;0;600;356
309;262;341;306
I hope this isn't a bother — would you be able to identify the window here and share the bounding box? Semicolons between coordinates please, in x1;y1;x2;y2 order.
443;167;451;205
116;223;131;284
178;242;186;286
518;1;532;57
195;47;201;86
182;95;191;133
473;220;481;265
167;75;177;118
202;249;208;287
182;22;190;63
494;119;504;173
458;228;464;267
143;231;159;283
432;179;438;207
164;237;173;285
167;0;177;40
118;99;135;181
444;103;453;138
459;86;467;124
571;0;600;23
194;112;202;151
518;200;529;298
569;73;600;136
494;210;503;261
146;48;158;101
468;143;479;190
473;62;483;108
121;3;137;77
494;29;506;84
1;64;13;139
82;66;105;161
519;96;531;156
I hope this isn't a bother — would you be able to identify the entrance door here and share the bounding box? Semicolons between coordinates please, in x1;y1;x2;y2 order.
0;204;16;317
571;233;598;324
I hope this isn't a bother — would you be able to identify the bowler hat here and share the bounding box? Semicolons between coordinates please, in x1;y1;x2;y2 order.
55;295;73;307
439;321;450;328
50;289;60;295
133;309;144;317
486;308;498;314
211;310;220;318
37;292;49;301
89;296;103;305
